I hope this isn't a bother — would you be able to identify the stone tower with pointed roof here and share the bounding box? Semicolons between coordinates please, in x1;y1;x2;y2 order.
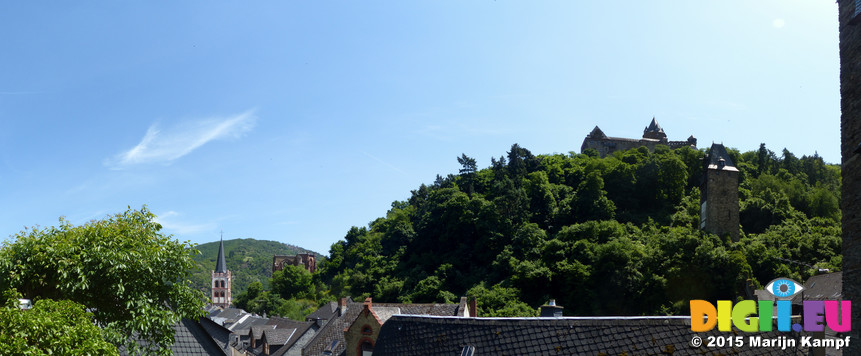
642;117;667;141
581;117;696;157
700;143;739;241
211;236;232;308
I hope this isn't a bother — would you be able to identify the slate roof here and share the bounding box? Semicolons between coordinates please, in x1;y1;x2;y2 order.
306;301;338;321
705;143;738;170
228;313;270;333
587;126;607;139
263;328;297;346
302;299;463;356
793;271;843;303
215;238;228;273
199;316;232;350
208;307;245;324
252;324;277;340
373;315;810;356
119;318;226;356
372;306;401;325
645;116;664;133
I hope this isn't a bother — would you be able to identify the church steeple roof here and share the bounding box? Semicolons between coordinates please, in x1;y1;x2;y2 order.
215;235;228;274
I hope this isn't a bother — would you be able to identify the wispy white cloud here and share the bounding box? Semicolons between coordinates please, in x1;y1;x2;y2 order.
154;211;216;235
105;110;257;169
362;151;408;176
773;19;786;29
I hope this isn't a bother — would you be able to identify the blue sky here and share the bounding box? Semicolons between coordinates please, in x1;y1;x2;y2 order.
0;1;840;255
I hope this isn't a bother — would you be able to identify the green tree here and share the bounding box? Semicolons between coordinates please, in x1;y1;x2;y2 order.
0;207;206;355
233;281;263;311
466;283;537;317
457;153;478;196
271;265;314;300
0;290;118;355
572;171;615;221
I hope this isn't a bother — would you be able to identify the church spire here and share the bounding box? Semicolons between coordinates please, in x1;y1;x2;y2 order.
211;231;232;308
215;232;227;274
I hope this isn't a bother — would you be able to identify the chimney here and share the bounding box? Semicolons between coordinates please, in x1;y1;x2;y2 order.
539;299;564;317
18;299;32;310
458;297;468;317
468;297;478;318
339;297;348;316
363;297;373;312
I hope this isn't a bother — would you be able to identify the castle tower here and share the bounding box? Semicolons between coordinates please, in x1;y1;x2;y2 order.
838;1;861;351
211;236;232;308
700;143;739;241
642;117;668;142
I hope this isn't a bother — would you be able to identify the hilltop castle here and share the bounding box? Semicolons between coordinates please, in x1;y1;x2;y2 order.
581;117;697;157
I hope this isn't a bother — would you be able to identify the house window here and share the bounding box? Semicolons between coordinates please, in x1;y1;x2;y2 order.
361;340;374;356
361;325;373;335
856;0;861;19
461;345;476;356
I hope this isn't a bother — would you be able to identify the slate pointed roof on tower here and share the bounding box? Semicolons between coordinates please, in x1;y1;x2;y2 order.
215;237;228;274
705;143;738;170
644;116;664;133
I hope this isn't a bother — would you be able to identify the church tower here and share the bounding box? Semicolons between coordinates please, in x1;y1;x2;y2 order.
211;236;232;308
700;143;740;241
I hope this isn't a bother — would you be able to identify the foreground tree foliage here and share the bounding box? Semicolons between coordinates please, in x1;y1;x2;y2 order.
318;144;841;316
0;207;207;355
0;290;117;355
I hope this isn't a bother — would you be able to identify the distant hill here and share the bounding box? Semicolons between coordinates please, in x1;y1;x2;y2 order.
188;238;322;296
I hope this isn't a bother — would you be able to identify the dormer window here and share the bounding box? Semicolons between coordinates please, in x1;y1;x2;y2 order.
855;0;861;23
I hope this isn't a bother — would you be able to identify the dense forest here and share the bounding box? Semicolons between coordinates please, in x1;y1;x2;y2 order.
189;239;320;296
310;143;842;317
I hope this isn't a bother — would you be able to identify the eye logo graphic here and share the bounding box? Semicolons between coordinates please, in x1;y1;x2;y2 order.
765;278;804;299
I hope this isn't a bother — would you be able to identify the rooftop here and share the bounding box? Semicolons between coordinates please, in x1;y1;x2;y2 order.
373;315;809;356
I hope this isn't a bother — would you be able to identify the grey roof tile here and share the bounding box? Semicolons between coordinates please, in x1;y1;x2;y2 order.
119;318;226;356
263;328;297;346
374;315;810;356
301;299;462;356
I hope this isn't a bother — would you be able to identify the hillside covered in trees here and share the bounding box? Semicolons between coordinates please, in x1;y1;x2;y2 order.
189;238;321;296
316;144;841;316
